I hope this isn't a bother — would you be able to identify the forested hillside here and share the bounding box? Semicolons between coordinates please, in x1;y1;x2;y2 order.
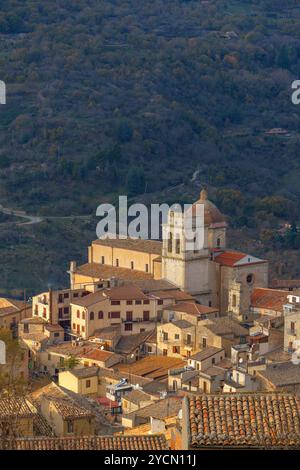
0;0;300;295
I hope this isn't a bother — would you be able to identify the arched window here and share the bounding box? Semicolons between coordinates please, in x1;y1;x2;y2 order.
232;295;237;307
98;311;103;320
90;312;94;321
168;232;173;252
247;274;254;284
175;237;180;254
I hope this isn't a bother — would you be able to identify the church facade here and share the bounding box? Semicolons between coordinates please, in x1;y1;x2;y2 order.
70;190;268;319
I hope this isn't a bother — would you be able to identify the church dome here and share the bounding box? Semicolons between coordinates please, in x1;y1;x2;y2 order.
189;189;226;227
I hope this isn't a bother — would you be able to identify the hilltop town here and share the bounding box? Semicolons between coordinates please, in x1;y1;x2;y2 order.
1;190;300;450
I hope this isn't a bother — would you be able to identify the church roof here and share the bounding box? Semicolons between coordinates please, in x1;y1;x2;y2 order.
214;250;266;267
92;237;162;255
188;189;227;227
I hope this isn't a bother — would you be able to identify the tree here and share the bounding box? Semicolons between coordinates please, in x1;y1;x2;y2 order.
61;354;80;370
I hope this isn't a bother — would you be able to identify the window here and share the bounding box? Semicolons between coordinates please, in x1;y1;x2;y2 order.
168;233;173;252
208;301;212;307
82;312;85;320
135;300;142;305
90;312;94;321
175;334;180;340
175;237;180;254
111;300;120;306
86;379;91;388
126;312;133;322
73;293;79;298
125;323;132;331
291;322;296;334
212;358;215;364
58;294;63;303
67;421;74;433
131;261;134;270
82;325;85;333
64;293;69;299
163;349;168;356
58;308;63;319
54;332;59;337
158;299;163;306
64;307;69;314
247;274;253;284
43;308;47;318
97;284;103;289
203;381;207;393
34;305;38;315
232;295;237;308
101;256;105;264
72;323;76;330
217;238;221;248
98;311;103;320
115;258;119;267
48;354;51;361
126;300;133;305
202;337;207;348
163;332;168;341
77;310;80;319
143;311;150;321
111;312;120;319
186;334;192;345
145;264;149;273
143;299;150;305
173;346;180;354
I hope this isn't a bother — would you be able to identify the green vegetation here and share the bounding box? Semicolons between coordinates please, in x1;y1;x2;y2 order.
0;0;300;293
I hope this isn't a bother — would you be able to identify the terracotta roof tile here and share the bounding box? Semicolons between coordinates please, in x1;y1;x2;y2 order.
251;288;288;311
165;302;218;316
214;251;266;267
13;435;168;450
92;237;162;255
188;393;300;448
75;263;153;281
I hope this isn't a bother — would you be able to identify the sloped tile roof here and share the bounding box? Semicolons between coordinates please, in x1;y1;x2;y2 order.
251;288;288;311
188;393;300;448
13;435;168;450
92;237;162;255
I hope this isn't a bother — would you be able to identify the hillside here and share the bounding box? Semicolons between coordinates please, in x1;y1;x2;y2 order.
0;0;300;295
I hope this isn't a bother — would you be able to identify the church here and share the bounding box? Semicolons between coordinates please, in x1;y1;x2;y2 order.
70;190;269;319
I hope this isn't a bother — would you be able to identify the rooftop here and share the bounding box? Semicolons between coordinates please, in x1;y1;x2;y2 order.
172;319;193;330
165;302;218;316
123;389;153;405
72;285;151;308
75;263;153;281
187;393;300;448
202;318;248;337
116;355;185;381
79;349;117;363
124;396;182;421
92;237;162;255
214;250;266;267
31;383;93;420
115;330;154;355
257;362;300;387
251;288;288;311
0;397;34;419
13;435;167;450
189;347;224;362
69;366;100;379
